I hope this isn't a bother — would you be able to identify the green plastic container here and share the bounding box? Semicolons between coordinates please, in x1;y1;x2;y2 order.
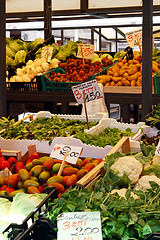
154;74;160;94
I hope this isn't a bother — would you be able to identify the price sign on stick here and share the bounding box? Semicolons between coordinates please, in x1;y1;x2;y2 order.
155;140;160;156
71;79;103;105
125;29;142;48
50;144;83;165
41;46;53;62
77;44;94;59
57;211;103;240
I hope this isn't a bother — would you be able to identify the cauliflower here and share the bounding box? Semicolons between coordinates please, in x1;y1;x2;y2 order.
111;188;138;199
110;156;143;184
134;175;160;191
152;155;160;165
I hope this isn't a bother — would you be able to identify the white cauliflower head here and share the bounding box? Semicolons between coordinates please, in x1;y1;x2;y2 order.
134;175;160;191
110;156;143;184
111;188;138;199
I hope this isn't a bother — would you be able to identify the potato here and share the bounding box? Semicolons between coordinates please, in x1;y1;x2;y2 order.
128;67;138;75
118;58;123;62
133;59;140;64
112;76;123;82
128;60;133;64
112;65;120;73
109;75;113;80
105;82;110;86
129;71;141;81
119;70;127;76
123;72;129;80
124;62;129;66
108;70;113;75
122;58;127;64
113;72;120;77
137;76;142;82
135;64;141;69
152;64;159;72
152;61;158;66
117;62;123;68
131;80;136;86
136;80;142;86
110;81;116;86
123;79;130;86
117;81;123;86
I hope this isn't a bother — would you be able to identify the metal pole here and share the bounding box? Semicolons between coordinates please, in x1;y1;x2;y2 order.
44;0;52;40
61;29;64;45
142;0;153;121
91;28;94;44
0;0;6;117
115;28;118;52
99;27;102;51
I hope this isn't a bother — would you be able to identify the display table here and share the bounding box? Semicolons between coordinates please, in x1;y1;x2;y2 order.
6;89;159;123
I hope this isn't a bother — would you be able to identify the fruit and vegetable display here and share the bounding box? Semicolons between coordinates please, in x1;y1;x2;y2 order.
0;116;97;144
43;143;160;240
0;148;18;171
0;117;15;132
0;150;102;197
95;55;160;86
146;104;160;130
74;127;135;147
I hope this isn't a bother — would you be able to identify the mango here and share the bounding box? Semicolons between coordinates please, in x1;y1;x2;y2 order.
23;179;39;189
30;165;43;176
47;175;64;185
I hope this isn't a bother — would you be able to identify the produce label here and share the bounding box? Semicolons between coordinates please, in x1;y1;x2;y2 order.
125;29;142;48
71;79;103;105
41;46;53;62
50;144;82;164
155;140;160;156
77;44;94;59
57;211;103;240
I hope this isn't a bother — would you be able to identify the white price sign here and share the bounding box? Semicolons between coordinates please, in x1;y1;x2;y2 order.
155;140;160;156
125;29;142;48
77;44;94;59
41;46;53;62
50;144;82;165
71;80;103;105
57;211;103;240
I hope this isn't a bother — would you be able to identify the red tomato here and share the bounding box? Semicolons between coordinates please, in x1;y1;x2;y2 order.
84;163;95;172
6;174;19;187
62;176;70;186
48;182;65;194
40;181;48;189
0;160;10;170
15;162;24;173
0;149;2;157
66;174;78;187
7;157;17;166
38;186;44;193
94;159;102;163
53;159;63;164
43;158;54;171
0;185;7;190
30;152;39;161
0;156;5;162
62;167;78;176
5;187;15;194
80;158;91;167
25;158;32;166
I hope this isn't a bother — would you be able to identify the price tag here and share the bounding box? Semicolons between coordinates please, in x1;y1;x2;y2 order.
155;140;160;156
77;44;94;59
71;80;103;105
125;29;142;48
41;46;53;62
57;211;103;240
50;144;82;165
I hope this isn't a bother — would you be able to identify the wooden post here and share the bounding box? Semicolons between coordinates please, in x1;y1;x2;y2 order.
83;92;89;130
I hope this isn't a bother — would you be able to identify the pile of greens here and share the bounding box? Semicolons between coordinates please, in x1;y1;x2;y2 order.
0;117;15;132
45;144;160;240
0;116;97;144
74;127;135;147
146;104;160;129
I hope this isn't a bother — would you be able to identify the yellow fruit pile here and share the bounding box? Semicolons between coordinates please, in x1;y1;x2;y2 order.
95;56;160;86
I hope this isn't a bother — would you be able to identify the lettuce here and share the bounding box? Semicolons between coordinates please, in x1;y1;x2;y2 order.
15;50;27;65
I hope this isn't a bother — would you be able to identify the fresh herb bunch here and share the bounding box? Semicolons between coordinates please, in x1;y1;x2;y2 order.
0;117;15;131
146;104;160;129
74;127;135;147
0;116;97;144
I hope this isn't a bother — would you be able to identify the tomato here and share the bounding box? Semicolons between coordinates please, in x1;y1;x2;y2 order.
62;167;78;176
48;182;65;194
30;152;39;161
27;186;40;194
84;163;95;172
52;163;61;173
43;158;54;171
0;185;7;190
80;158;91;167
62;176;70;186
6;174;19;187
66;174;77;187
40;181;48;189
18;169;30;181
0;157;5;162
17;180;23;189
0;149;2;158
53;159;63;164
0;176;6;187
5;187;15;194
38;186;44;193
25;159;32;166
76;169;88;180
7;157;17;166
0;160;10;170
15;162;24;173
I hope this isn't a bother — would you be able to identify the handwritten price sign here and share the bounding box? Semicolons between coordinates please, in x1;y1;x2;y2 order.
41;46;53;62
57;211;103;240
71;80;103;105
125;29;142;48
77;44;94;59
50;144;82;164
155;140;160;156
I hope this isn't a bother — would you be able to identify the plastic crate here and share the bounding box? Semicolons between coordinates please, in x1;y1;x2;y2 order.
145;233;160;240
154;74;160;94
40;67;81;92
3;187;57;240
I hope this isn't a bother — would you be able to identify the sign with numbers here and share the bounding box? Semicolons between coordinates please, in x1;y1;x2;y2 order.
71;80;103;105
125;29;142;48
57;211;103;240
155;140;160;156
41;46;53;62
50;144;82;164
77;44;94;59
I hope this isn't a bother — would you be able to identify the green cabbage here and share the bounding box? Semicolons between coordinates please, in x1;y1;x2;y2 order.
6;56;16;68
15;50;27;64
114;51;126;59
27;38;44;52
8;39;26;53
56;41;78;61
6;47;15;59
